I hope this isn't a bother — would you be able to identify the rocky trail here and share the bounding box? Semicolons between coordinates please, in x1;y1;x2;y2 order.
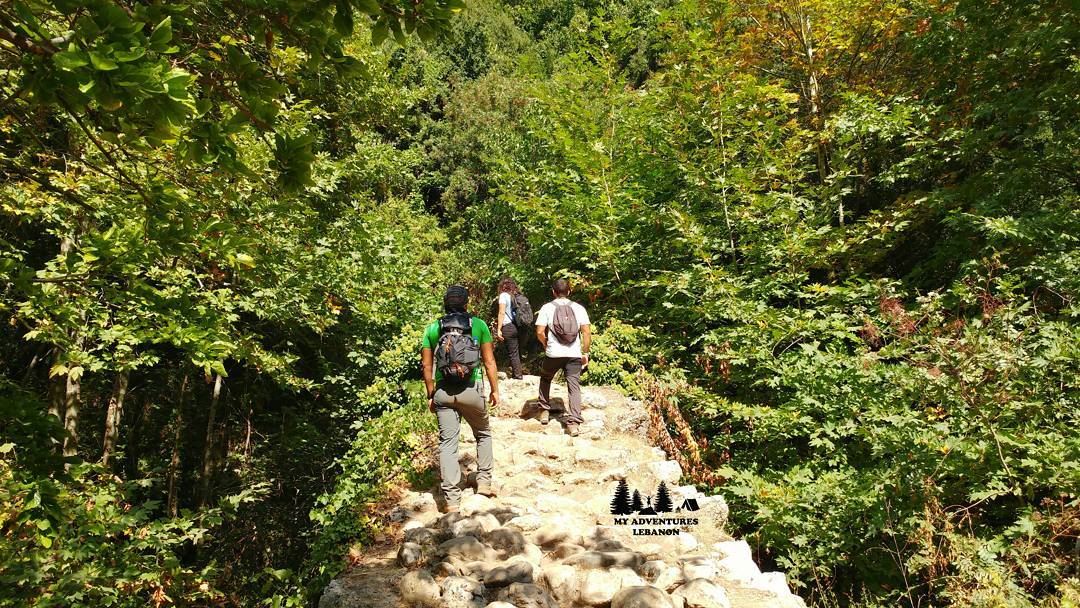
320;376;806;608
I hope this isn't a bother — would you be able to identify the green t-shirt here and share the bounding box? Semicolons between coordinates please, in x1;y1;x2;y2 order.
421;315;493;383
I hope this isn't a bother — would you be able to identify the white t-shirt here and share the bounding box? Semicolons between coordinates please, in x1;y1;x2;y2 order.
498;292;513;327
535;298;590;358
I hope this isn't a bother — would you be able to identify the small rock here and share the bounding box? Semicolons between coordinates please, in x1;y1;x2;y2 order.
493;582;557;608
434;561;462;579
521;543;543;566
484;561;534;588
441;576;485;608
672;579;730;608
460;494;498;516
542;563;579;604
579;567;644;606
404;519;427;531
600;468;629;482
438;537;498;562
552;543;586;560
505;514;543;532
399;542;425;567
653;567;684;592
485;603;518;608
531;524;581;548
407;493;440;513
679;557;718;581
564;551;645;570
640;560;668;582
612;586;676;608
451;514;502;538
400;570;441;607
406;526;441;546
484;527;527;558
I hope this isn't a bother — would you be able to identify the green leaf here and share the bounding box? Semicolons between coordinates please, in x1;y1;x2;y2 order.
0;443;14;454
371;18;390;46
53;51;88;70
149;16;172;47
354;0;381;15
114;47;146;62
88;51;118;71
334;1;354;36
388;18;406;46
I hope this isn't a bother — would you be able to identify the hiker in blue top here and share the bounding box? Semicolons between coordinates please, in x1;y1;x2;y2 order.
494;276;533;380
421;285;500;512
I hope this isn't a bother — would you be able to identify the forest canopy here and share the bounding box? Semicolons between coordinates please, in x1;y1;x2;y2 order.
1;0;1077;606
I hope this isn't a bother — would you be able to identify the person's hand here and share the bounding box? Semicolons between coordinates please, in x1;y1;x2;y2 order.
582;354;590;369
428;397;436;412
496;331;504;342
488;390;499;407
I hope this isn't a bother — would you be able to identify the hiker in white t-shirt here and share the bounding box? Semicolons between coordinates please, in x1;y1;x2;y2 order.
533;278;591;436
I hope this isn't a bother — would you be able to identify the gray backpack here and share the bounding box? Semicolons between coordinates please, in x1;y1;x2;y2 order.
550;302;580;346
435;313;481;383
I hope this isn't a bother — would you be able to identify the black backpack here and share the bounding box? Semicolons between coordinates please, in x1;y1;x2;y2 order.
512;293;534;329
434;313;481;383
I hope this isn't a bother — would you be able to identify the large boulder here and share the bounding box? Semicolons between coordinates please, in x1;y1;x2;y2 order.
672;579;730;608
611;586;677;608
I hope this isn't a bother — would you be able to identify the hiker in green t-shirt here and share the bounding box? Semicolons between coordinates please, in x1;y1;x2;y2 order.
420;285;500;512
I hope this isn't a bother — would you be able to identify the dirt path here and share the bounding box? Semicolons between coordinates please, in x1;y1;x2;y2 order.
319;376;805;608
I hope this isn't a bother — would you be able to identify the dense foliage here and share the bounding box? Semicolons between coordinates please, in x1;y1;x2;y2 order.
2;0;1077;606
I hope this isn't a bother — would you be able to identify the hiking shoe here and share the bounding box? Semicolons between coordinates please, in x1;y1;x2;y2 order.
566;423;580;437
538;409;550;425
476;483;497;497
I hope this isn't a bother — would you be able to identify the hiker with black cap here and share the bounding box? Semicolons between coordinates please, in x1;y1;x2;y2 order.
420;285;500;513
534;278;591;436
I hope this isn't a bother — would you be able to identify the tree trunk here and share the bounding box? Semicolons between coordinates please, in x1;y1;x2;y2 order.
101;370;130;467
198;373;224;508
167;374;189;518
61;370;81;460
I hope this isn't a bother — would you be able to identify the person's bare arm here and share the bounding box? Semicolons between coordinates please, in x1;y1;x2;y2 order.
496;301;506;341
535;324;547;350
481;342;499;406
421;347;435;411
580;324;592;368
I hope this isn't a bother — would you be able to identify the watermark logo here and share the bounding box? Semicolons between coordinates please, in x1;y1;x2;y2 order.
608;480;700;536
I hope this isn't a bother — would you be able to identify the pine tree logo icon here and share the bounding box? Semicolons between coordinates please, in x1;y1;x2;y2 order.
609;480;633;515
654;481;674;513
